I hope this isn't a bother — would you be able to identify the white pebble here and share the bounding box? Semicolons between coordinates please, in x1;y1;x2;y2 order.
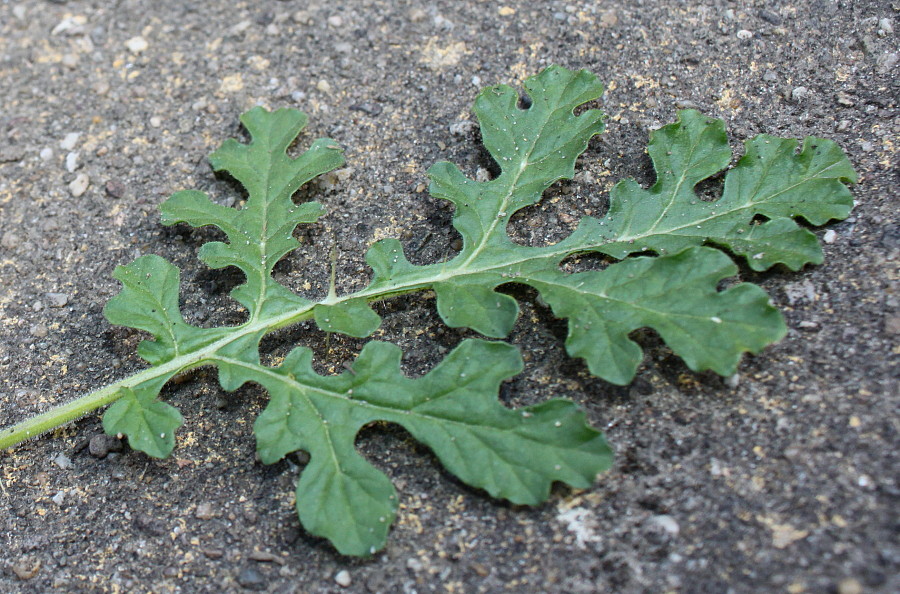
65;151;79;173
791;86;809;101
879;18;893;35
60;132;80;150
149;116;162;128
316;79;332;93
39;148;53;161
52;491;66;506
823;229;837;244
125;36;149;54
334;570;351;587
53;453;73;469
46;293;69;308
649;514;680;537
69;173;90;197
736;29;753;40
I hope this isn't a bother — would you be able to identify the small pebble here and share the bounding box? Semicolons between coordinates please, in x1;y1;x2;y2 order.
836;92;855;107
837;578;863;594
149;116;162;128
449;120;477;136
737;29;753;40
791;86;809;102
758;9;783;25
40;148;54;161
53;453;73;470
327;15;343;28
878;52;898;74
433;14;454;30
89;434;121;458
675;98;699;109
600;10;618;27
1;231;21;249
52;491;65;506
885;316;900;335
648;514;680;537
11;557;40;580
292;10;312;25
725;374;740;389
105;179;126;199
228;20;252;36
60;132;80;150
316;79;332;93
69;173;90;197
46;293;69;307
408;8;426;23
236;566;267;591
30;323;49;338
125;36;149;54
0;147;25;163
248;550;277;562
195;502;215;520
878;18;893;35
823;230;837;244
334;570;351;587
348;102;382;116
65;151;79;173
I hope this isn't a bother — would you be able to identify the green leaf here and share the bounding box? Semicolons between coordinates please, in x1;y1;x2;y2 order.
356;81;854;383
103;254;230;365
241;339;610;556
14;67;849;557
570;110;856;270
314;299;381;337
529;247;786;384
160;106;344;319
102;383;182;459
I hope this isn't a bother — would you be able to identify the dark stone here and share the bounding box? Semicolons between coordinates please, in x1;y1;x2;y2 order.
105;179;126;199
349;102;383;116
758;10;783;25
236;566;267;591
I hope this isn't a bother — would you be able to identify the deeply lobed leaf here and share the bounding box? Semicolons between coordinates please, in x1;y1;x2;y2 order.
358;70;854;384
93;66;854;556
573;110;857;270
160;106;344;319
235;339;610;556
